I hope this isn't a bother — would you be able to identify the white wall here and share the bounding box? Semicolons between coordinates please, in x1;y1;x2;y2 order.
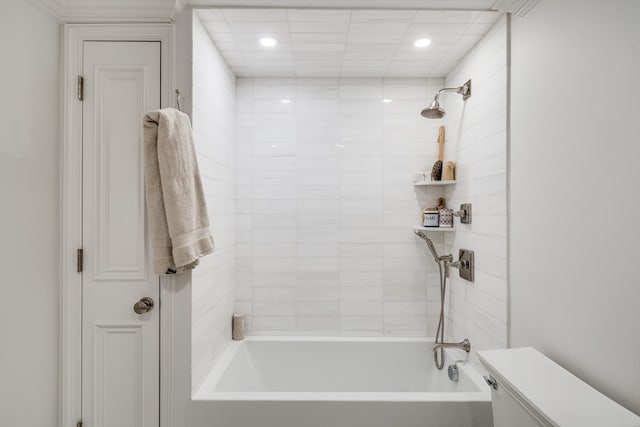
510;0;640;415
0;1;60;426
191;12;236;390
443;16;509;366
235;77;447;336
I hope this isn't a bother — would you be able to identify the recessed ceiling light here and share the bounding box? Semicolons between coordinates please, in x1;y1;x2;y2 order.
382;99;393;103
281;99;291;104
260;37;278;47
336;144;344;148
271;144;278;148
413;38;432;48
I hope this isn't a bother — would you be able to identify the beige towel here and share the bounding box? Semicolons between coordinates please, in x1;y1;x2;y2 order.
143;108;214;274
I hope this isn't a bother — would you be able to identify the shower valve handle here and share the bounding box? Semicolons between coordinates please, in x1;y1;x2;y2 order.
452;204;472;224
448;259;469;269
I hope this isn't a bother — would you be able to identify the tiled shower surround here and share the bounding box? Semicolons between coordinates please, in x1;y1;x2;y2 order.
444;16;508;362
234;77;450;336
192;15;236;388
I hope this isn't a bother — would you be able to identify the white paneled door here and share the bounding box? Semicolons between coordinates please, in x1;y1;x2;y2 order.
82;41;161;427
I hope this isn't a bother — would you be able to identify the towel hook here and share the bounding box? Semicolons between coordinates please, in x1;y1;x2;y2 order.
175;89;183;112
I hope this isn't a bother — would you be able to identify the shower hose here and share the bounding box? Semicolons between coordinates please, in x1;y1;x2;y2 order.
433;258;448;370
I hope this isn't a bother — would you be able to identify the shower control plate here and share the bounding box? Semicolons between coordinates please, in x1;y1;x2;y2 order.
461;79;472;100
459;203;472;224
458;249;474;282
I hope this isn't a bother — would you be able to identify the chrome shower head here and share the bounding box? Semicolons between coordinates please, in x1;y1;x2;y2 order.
414;230;441;264
421;79;472;120
421;96;446;119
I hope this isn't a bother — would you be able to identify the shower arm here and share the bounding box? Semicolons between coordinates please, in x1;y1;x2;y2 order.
433;80;472;101
436;87;463;97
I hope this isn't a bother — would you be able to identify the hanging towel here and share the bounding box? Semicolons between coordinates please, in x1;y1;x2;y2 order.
143;108;214;274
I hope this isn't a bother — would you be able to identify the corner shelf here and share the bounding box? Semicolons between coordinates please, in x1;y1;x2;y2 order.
413;176;457;233
414;225;456;233
413;180;456;186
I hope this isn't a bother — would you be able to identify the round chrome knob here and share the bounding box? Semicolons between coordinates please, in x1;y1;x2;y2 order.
133;297;154;314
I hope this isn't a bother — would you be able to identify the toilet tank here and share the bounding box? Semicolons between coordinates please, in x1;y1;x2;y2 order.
478;348;640;427
486;375;549;427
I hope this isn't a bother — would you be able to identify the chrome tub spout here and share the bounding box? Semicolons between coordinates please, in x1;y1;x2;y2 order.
433;338;471;353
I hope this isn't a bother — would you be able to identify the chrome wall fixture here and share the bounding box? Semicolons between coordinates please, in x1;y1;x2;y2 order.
448;249;474;282
421;79;472;119
433;338;471;353
453;203;472;224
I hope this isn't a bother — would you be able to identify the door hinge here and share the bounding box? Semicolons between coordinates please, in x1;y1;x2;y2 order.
77;248;83;273
77;75;84;101
76;421;82;427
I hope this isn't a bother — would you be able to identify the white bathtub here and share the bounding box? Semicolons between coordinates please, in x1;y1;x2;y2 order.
187;337;492;427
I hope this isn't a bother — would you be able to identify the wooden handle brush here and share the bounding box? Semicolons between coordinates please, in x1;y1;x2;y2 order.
431;126;445;181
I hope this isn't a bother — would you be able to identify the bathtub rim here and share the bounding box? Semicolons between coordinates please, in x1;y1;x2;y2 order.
193;336;491;402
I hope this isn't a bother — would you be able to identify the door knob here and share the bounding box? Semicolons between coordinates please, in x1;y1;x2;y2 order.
133;297;154;314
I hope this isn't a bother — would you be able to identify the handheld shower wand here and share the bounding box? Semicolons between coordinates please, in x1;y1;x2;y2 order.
414;230;441;264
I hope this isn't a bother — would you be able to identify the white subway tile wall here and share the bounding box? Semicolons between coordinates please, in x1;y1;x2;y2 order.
443;16;508;366
192;15;236;391
235;77;450;336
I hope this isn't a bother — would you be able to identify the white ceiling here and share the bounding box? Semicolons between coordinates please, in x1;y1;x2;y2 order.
38;0;541;24
196;8;502;78
190;0;501;8
42;0;504;7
